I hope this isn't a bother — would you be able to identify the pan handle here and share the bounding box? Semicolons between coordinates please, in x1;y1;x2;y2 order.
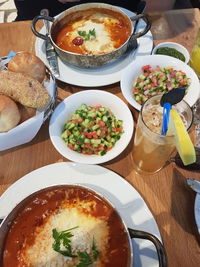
128;228;167;267
31;15;54;40
130;14;151;39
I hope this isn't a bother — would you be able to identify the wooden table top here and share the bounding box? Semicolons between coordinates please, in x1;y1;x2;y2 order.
0;7;200;267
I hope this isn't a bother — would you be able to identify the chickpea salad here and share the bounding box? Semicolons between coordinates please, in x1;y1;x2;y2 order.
132;65;191;105
61;104;124;156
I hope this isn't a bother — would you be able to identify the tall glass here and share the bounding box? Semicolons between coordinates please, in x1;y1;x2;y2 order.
190;29;200;78
132;95;193;174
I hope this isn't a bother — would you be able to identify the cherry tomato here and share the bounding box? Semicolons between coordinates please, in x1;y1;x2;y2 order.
72;36;84;46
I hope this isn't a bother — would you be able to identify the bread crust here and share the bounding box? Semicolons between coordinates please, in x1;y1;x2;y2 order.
0;95;21;132
8;52;46;83
0;70;50;108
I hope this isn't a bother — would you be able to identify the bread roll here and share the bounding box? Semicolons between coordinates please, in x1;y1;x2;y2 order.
18;104;36;123
0;70;50;108
0;94;21;132
8;52;46;83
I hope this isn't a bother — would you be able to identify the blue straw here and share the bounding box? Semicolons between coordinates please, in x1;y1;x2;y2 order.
161;102;171;135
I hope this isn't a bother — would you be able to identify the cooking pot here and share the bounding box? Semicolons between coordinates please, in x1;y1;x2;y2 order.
31;3;151;68
0;184;167;266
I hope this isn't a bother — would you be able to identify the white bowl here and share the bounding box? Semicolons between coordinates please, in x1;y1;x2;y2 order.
152;42;190;64
120;54;200;111
49;90;134;164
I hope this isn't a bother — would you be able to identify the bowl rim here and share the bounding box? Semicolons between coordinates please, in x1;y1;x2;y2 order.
151;41;190;64
49;90;134;164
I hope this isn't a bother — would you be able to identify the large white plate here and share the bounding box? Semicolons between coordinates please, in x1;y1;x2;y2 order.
195;193;200;234
35;7;153;87
0;162;161;267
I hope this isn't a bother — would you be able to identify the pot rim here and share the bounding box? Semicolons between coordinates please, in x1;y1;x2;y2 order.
49;2;133;57
0;183;167;267
0;183;133;266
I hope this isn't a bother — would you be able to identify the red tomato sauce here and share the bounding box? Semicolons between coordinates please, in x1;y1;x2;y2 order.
54;8;131;55
2;185;131;267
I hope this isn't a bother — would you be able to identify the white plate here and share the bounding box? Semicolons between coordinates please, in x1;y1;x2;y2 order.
0;162;161;267
120;54;200;111
195;193;200;234
35;7;153;87
49;90;134;164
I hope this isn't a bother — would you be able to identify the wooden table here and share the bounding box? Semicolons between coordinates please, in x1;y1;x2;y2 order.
0;8;200;267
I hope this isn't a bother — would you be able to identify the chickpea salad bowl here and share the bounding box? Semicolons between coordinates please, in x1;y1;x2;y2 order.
120;55;200;111
49;90;134;164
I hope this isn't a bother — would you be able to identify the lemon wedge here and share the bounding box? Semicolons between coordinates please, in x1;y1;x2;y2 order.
190;45;200;76
168;109;196;165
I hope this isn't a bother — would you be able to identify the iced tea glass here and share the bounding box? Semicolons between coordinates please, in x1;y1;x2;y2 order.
132;94;193;174
190;29;200;78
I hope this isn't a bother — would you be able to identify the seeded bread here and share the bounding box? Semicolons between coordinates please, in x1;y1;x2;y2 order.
0;70;50;108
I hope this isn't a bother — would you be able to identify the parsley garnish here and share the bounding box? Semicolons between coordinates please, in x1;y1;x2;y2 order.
77;251;93;267
91;238;99;260
78;28;96;41
77;239;99;267
52;227;100;267
52;226;78;257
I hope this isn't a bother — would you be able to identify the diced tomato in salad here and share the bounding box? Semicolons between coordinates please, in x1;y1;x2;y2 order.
61;104;124;156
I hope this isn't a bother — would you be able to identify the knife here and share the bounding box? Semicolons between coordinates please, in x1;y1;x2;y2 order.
187;178;200;194
40;9;60;78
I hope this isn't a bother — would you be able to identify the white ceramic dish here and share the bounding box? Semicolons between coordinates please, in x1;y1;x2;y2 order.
152;42;190;64
195;193;200;234
120;54;200;111
49;90;134;164
0;162;161;266
35;7;153;87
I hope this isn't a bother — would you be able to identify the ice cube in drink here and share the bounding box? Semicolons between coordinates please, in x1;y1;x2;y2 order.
132;95;193;174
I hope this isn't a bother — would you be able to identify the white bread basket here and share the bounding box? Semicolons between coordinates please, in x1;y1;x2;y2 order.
0;52;57;151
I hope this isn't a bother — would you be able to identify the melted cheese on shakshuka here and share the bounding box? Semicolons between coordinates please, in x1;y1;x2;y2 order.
55;8;131;55
20;206;109;266
2;186;130;267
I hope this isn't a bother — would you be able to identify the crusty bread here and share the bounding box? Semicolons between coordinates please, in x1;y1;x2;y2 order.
0;94;21;132
8;52;46;83
18;104;36;123
0;70;50;108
